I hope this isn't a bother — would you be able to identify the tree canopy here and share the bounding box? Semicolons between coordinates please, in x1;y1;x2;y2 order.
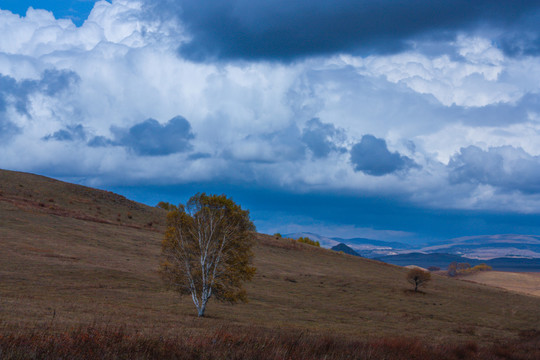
160;193;256;317
406;268;431;292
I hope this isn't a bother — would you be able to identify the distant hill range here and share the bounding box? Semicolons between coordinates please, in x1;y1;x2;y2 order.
288;232;540;272
285;232;412;257
375;253;540;272
419;234;540;260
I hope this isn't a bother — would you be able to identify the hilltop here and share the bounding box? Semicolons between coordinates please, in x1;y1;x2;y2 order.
0;169;539;344
331;243;360;256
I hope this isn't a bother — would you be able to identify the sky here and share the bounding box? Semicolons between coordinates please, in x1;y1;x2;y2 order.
2;0;540;243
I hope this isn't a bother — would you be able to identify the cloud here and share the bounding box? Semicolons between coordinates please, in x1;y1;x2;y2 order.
350;135;416;176
142;0;540;61
454;93;540;127
110;116;195;156
2;0;540;226
496;8;540;56
188;152;212;160
0;69;79;115
224;124;305;163
0;115;20;141
449;145;540;194
87;136;115;147
0;69;79;144
1;0;106;27
43;124;87;141
301;118;346;158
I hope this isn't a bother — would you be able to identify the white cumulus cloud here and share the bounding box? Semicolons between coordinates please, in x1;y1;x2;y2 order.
1;0;540;215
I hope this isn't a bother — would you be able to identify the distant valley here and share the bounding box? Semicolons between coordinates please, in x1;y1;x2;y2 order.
286;232;540;272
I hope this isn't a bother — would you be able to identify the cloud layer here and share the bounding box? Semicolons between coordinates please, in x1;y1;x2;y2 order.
449;145;540;194
143;0;540;61
2;0;540;237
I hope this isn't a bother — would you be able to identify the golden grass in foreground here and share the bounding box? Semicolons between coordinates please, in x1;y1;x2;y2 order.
463;271;540;297
0;169;539;345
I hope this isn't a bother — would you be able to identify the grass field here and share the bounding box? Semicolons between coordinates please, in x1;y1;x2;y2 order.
463;271;540;297
1;169;540;357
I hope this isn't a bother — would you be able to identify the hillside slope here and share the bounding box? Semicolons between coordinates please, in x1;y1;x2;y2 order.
464;271;540;297
0;169;539;342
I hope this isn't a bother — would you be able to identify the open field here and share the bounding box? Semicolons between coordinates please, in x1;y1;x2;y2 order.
463;271;540;297
1;169;539;355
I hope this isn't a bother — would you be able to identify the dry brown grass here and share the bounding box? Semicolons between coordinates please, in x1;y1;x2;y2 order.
1;168;539;346
1;325;539;360
463;271;540;297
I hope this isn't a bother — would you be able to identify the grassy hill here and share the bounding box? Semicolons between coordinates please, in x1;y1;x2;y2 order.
1;169;539;350
465;271;540;298
331;242;360;256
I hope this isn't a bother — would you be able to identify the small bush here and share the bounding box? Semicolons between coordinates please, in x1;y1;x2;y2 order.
406;268;431;292
447;262;475;276
156;201;177;211
471;263;492;272
448;262;492;276
297;236;320;247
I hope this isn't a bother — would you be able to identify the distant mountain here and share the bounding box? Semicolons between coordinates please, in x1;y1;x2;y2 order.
375;252;540;272
286;232;540;264
420;234;540;260
332;237;413;250
331;243;360;256
285;233;413;257
375;253;467;269
486;257;540;272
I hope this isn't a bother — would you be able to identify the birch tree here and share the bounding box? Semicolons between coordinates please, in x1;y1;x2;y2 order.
160;193;256;317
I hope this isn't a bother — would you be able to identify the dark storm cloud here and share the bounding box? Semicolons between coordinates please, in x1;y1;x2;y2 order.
111;116;195;156
350;135;416;176
496;8;540;56
0;69;79;115
142;0;540;61
449;145;540;193
301;118;346;158
43;124;87;142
